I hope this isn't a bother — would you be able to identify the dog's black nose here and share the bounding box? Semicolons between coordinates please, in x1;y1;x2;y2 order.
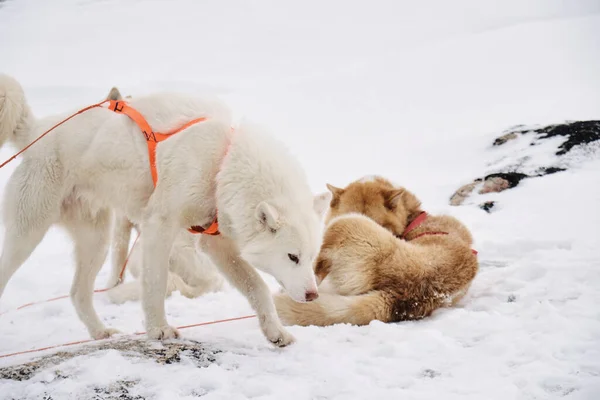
305;291;319;302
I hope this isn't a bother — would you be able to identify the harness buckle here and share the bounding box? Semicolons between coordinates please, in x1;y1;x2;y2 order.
113;101;125;113
143;130;157;142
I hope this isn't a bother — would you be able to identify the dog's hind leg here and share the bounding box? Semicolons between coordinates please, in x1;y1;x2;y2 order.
0;162;62;300
64;206;117;339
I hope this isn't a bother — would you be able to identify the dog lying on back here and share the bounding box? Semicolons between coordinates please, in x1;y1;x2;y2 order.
274;176;478;326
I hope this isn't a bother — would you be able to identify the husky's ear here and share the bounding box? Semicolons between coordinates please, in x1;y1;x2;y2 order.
326;183;344;207
385;189;405;209
255;201;281;232
326;183;344;198
106;87;123;101
386;188;422;212
313;191;332;218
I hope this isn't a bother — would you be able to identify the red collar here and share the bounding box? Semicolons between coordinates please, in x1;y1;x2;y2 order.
400;211;429;238
398;211;477;255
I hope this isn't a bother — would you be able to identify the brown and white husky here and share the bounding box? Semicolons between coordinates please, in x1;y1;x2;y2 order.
274;176;479;326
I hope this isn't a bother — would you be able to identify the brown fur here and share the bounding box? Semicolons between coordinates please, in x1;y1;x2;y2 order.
274;176;478;326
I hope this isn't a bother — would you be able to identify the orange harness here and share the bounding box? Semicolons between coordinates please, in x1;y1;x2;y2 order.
107;100;220;235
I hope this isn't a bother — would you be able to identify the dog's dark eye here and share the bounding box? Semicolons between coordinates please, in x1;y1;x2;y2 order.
288;253;299;264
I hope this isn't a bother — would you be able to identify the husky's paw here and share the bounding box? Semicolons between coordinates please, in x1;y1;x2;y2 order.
91;327;121;340
262;321;295;347
147;325;180;340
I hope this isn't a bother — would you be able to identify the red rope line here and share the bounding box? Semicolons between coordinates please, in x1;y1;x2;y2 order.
0;231;141;316
0;100;109;169
0;314;257;359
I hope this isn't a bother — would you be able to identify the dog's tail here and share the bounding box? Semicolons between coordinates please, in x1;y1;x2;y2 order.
106;214;135;288
274;290;391;327
0;74;32;149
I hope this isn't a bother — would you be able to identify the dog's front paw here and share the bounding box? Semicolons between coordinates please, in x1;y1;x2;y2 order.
91;327;121;340
146;325;180;340
261;320;295;347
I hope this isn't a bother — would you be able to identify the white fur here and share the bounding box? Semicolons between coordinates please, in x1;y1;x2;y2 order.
106;217;225;304
0;74;328;346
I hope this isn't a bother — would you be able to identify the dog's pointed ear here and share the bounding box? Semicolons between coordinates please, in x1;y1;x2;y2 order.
106;87;123;101
385;189;405;209
255;201;281;232
326;183;344;208
313;191;332;218
386;188;422;212
326;183;344;198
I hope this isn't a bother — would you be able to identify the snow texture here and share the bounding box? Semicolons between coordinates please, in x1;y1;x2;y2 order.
1;0;600;399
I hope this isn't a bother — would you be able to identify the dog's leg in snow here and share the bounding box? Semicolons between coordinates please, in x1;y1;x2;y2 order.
200;235;295;347
140;212;180;340
0;162;62;300
63;207;116;339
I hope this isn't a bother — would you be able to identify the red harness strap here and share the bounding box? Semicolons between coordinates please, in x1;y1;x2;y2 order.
107;100;220;235
399;211;477;255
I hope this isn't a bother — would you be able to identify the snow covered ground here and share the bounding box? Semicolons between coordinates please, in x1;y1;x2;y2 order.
1;0;600;399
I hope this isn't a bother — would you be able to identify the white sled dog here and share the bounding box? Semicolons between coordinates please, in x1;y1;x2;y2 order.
0;74;330;346
102;88;225;303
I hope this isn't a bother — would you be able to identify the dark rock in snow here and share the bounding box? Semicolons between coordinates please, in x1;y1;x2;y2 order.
496;120;600;155
532;120;600;156
482;172;528;190
479;201;496;213
422;368;441;378
492;132;518;146
450;120;600;207
449;179;482;206
535;166;567;176
0;338;219;382
92;380;144;400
